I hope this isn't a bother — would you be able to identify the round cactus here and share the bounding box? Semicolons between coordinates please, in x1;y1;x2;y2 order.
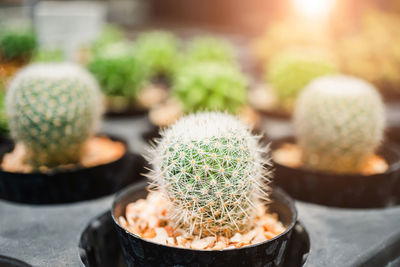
185;36;236;64
0;89;8;135
267;52;336;112
6;63;103;168
173;62;248;114
135;31;179;79
148;112;271;237
294;75;385;174
88;42;145;98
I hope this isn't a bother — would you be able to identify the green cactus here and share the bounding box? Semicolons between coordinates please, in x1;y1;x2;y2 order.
135;31;179;80
294;75;385;174
91;25;124;56
88;42;146;98
267;52;336;112
0;27;36;62
148;112;270;237
33;48;64;62
185;36;236;64
6;63;103;168
173;62;248;113
0;87;8;135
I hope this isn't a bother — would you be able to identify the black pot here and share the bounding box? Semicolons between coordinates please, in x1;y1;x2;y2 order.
272;137;400;208
0;255;31;267
0;135;146;204
111;181;298;267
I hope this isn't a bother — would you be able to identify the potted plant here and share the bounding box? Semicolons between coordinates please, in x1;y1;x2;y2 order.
249;51;336;119
113;112;297;266
0;63;137;204
147;62;259;132
134;30;180;109
87;42;147;116
271;75;400;208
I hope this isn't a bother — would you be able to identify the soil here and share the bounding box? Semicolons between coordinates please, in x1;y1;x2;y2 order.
1;136;126;173
273;143;389;175
118;191;286;250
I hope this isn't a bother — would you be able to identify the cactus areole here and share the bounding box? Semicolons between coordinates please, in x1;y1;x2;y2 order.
6;63;103;169
148;112;271;237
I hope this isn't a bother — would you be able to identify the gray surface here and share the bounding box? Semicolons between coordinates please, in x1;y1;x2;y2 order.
0;116;399;267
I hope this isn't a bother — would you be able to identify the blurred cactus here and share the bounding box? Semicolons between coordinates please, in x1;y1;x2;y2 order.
33;48;64;62
294;75;385;174
267;52;336;112
0;87;8;135
148;112;270;237
173;62;248;114
135;31;179;80
0;27;36;62
6;63;103;168
88;42;145;98
185;36;236;64
91;25;124;56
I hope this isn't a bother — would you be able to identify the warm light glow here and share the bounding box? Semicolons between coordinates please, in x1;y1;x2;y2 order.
292;0;334;18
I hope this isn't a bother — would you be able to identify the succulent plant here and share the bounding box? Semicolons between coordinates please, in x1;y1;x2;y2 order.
0;86;8;135
294;75;385;174
0;27;36;62
88;42;146;98
185;36;236;64
267;52;336;112
91;25;124;56
173;62;248;113
135;31;179;80
6;63;103;168
148;112;270;237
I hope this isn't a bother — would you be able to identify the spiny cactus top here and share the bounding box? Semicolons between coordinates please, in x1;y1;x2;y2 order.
173;62;248;114
135;31;179;79
88;42;146;98
148;112;271;237
0;27;37;62
6;63;103;168
294;75;385;174
185;36;236;64
267;52;336;111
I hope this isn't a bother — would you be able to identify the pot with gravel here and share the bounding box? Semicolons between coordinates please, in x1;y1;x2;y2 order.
0;63;139;204
271;75;400;208
113;112;297;267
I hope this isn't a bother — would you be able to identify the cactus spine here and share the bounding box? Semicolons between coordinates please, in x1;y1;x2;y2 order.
148;112;271;237
294;75;385;174
6;63;103;168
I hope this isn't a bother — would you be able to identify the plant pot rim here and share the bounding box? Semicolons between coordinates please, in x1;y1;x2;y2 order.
271;136;400;179
111;180;298;252
0;133;128;177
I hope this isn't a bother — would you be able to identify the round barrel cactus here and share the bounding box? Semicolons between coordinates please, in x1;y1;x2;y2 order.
6;63;103;168
173;62;248;114
294;75;385;174
148;112;271;237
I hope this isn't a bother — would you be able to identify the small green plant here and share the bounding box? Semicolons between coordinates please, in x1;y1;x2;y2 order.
91;25;124;56
88;42;146;98
33;48;64;62
185;36;236;64
267;52;336;112
173;62;248;113
0;27;37;62
294;75;385;174
135;31;179;80
148;112;271;237
6;63;103;168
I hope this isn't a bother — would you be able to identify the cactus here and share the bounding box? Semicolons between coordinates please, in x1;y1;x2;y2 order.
0;27;36;62
88;42;146;98
148;112;271;237
6;63;103;168
267;52;336;112
135;31;179;79
294;75;385;174
173;62;248;114
91;25;124;56
0;87;8;135
185;36;236;64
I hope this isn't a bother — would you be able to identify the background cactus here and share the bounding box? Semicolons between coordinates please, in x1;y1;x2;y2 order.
173;62;248;113
135;31;179;80
0;86;8;135
148;112;270;237
185;36;236;64
0;27;36;62
90;25;124;57
267;52;336;112
88;42;145;98
294;75;385;174
6;63;103;168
